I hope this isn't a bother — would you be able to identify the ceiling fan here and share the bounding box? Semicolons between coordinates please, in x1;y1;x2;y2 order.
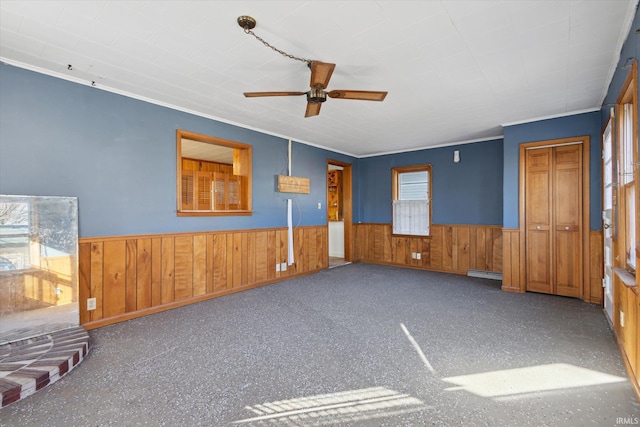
244;61;387;118
238;16;387;118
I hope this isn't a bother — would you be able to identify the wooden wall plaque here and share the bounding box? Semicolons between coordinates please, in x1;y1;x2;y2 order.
277;175;310;194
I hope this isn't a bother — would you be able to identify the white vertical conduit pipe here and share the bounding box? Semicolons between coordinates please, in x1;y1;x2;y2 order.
288;138;292;176
287;199;294;265
287;139;295;265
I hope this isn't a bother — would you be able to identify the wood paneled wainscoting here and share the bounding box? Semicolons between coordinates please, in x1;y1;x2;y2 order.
501;228;604;304
501;228;523;292
78;225;327;329
353;224;502;275
612;267;640;400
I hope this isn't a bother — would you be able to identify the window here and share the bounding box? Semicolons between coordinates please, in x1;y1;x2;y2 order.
176;130;252;216
616;62;637;272
392;165;432;236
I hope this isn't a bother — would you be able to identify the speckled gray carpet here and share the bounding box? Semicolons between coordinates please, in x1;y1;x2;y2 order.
1;263;639;426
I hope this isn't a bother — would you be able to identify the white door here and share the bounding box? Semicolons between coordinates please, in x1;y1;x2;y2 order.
602;119;614;320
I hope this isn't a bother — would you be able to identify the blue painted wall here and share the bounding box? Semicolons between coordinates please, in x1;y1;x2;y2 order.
357;139;504;225
0;63;357;237
3;1;638;240
502;6;639;232
288;141;358;225
502;112;602;230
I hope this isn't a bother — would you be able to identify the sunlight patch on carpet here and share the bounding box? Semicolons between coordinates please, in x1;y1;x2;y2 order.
442;363;626;399
233;386;430;425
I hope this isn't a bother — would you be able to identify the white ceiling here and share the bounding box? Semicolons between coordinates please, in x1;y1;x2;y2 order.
0;1;637;157
182;138;234;164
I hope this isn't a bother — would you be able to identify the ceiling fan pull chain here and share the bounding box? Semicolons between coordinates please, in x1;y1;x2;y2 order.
244;28;311;65
239;17;311;65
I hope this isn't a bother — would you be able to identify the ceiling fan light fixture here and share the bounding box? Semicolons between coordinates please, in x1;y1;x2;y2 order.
307;89;327;104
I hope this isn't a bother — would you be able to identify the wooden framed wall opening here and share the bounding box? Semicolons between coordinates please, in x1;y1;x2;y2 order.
176;129;252;216
518;136;591;300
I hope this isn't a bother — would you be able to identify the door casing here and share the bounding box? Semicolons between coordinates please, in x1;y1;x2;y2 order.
602;118;614;316
518;136;591;300
327;159;353;262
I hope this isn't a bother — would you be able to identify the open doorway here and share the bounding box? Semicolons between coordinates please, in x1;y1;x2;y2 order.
327;160;352;268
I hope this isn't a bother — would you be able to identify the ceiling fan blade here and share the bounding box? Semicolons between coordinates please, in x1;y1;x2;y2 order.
310;61;336;89
244;91;306;97
328;90;388;101
305;102;322;118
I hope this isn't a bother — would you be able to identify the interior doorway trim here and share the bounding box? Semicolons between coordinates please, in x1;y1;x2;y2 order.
327;159;353;262
518;135;591;299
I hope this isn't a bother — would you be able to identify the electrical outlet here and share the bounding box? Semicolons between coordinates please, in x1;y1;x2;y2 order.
620;311;625;327
54;287;62;295
87;298;96;311
276;263;281;272
416;253;421;260
317;202;322;209
281;262;287;271
411;252;416;259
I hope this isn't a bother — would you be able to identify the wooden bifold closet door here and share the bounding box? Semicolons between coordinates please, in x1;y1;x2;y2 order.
525;144;583;297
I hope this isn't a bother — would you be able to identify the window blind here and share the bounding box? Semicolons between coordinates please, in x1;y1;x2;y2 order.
399;171;429;200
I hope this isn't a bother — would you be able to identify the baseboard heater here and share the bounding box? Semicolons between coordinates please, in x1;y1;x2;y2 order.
467;269;502;281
